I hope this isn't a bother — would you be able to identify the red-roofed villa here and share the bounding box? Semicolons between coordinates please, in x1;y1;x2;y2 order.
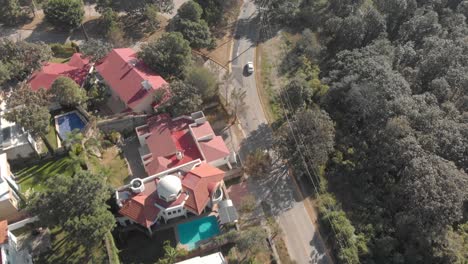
136;111;232;176
115;162;226;234
95;48;168;114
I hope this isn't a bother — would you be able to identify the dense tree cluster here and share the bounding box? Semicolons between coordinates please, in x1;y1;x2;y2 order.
169;1;215;49
0;40;52;86
50;76;87;107
265;0;468;263
44;0;84;30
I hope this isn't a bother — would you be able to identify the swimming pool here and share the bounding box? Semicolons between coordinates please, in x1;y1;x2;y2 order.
55;111;87;140
177;216;220;250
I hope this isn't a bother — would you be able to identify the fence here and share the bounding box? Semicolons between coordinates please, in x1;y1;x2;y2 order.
97;114;148;134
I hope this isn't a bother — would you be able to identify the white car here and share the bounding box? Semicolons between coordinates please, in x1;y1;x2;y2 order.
246;62;254;74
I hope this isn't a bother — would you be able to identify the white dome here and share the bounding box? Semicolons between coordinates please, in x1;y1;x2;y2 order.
157;175;182;201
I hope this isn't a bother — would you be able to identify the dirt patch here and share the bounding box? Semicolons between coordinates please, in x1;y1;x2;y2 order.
89;146;130;187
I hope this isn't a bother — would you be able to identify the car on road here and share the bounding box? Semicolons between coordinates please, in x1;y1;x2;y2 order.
246;62;254;74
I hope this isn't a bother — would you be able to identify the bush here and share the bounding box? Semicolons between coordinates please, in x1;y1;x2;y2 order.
50;43;76;58
44;0;84;30
244;149;272;177
239;195;256;213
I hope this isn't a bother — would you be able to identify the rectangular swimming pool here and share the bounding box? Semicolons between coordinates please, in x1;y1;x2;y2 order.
177;216;220;250
55;111;87;140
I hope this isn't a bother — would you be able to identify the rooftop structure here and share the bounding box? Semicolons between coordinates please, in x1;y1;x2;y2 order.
136;111;231;176
0;220;33;264
115;162;225;233
95;48;169;114
28;53;90;91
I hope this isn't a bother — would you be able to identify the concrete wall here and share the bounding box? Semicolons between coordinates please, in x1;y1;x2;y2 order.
97;114;148;134
0;199;20;222
3;143;37;161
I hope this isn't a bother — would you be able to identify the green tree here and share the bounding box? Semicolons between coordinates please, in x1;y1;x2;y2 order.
237;227;268;260
244;149;271;177
144;4;160;32
97;0;174;14
186;67;217;100
44;0;84;30
0;40;52;85
157;240;187;264
80;39;113;62
50;76;87;107
0;0;23;25
165;81;202;116
101;7;118;35
138;32;192;79
170;1;215;49
27;171;115;248
4;85;51;136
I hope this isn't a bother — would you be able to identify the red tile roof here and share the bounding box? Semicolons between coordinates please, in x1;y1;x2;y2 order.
95;48;168;110
0;220;8;245
182;164;224;214
142;114;230;176
118;195;160;228
28;53;90;91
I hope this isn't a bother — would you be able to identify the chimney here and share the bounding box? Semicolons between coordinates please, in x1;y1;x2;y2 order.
176;151;184;160
141;80;152;91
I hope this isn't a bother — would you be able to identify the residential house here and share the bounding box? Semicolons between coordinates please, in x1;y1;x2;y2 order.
0;103;38;161
0;220;33;264
135;111;232;176
115;162;226;234
95;48;168;114
28;53;90;92
175;252;227;264
0;153;22;223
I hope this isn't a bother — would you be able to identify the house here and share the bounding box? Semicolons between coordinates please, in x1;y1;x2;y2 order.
0;154;22;223
136;111;232;176
28;53;90;92
0;220;33;264
95;48;168;114
175;252;227;264
115;162;226;234
0;103;38;161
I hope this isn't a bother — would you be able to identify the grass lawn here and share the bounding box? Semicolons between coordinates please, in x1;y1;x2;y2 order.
89;146;130;188
35;227;107;264
14;156;73;194
44;119;58;151
117;228;176;263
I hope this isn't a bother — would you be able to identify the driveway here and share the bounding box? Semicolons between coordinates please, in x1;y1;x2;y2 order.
230;1;332;263
121;136;148;180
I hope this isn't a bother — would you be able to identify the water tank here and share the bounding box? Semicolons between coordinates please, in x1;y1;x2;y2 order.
130;178;145;193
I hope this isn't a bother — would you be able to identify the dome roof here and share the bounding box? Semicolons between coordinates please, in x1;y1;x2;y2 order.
157;175;182;200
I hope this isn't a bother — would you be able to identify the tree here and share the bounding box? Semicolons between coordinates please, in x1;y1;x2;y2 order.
144;4;160;32
100;7;118;35
97;0;174;14
44;0;84;30
165;81;202;116
27;171;115;248
138;32;192;79
157;240;187;264
4;85;51;136
229;88;247;123
0;40;52;86
169;1;215;49
50;77;87;107
236;227;268;259
244;149;272;177
80;39;113;62
0;0;23;25
186;67;217;100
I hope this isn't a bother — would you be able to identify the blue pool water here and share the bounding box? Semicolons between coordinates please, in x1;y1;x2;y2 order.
177;216;220;250
55;112;86;140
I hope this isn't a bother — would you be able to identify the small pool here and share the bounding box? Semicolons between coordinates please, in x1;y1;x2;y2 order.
55;111;87;140
177;216;220;250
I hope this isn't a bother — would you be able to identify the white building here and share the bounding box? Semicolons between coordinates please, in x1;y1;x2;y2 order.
0;153;22;222
0;220;33;264
175;252;227;264
0;102;38;161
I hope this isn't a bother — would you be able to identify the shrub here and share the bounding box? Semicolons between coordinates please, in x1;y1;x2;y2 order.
244;149;272;177
50;43;76;58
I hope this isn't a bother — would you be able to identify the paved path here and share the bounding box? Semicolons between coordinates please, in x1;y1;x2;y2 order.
230;1;332;263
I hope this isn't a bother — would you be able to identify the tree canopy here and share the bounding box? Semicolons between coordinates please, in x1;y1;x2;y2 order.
266;0;468;263
80;39;113;62
138;32;192;79
27;171;115;248
169;1;215;49
50;76;87;107
185;67;217;100
44;0;84;30
164;80;202;116
4;85;51;136
0;40;52;86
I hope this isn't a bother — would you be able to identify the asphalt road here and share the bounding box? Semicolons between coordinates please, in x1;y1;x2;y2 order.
231;1;331;263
